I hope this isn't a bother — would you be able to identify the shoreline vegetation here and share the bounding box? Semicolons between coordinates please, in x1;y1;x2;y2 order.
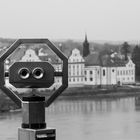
0;85;140;113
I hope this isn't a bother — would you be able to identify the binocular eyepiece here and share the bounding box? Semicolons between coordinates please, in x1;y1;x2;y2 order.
18;67;44;80
32;67;44;79
9;62;55;88
18;68;30;79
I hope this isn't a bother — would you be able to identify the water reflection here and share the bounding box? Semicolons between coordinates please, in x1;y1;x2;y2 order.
0;97;139;140
45;97;139;140
46;97;136;115
135;96;140;111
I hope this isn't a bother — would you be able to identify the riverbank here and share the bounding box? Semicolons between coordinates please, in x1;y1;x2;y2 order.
63;85;140;97
1;85;140;112
0;94;19;113
38;85;140;98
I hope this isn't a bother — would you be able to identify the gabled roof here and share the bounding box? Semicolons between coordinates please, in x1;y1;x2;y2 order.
66;47;83;58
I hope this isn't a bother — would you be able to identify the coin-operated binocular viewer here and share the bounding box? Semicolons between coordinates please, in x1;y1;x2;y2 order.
0;39;68;140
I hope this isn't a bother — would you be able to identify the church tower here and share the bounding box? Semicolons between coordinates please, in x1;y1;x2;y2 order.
83;33;90;57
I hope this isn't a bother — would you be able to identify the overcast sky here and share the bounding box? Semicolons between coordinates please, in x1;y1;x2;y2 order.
0;0;140;41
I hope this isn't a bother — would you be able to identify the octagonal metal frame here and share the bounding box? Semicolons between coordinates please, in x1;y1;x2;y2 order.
0;39;68;108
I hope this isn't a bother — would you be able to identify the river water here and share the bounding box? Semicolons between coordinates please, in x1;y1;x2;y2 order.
1;96;140;140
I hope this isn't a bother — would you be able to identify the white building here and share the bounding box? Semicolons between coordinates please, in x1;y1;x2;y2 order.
68;48;85;87
84;53;135;86
6;48;135;89
84;53;119;86
21;49;41;62
49;48;135;87
116;58;135;85
100;55;118;85
84;53;101;85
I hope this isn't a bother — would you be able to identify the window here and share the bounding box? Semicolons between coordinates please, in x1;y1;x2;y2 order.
85;78;87;81
103;69;105;76
71;78;73;82
112;69;114;72
73;78;75;82
98;71;100;74
132;70;134;75
117;71;119;75
129;70;131;75
90;71;93;74
90;78;93;81
85;71;87;75
77;71;79;75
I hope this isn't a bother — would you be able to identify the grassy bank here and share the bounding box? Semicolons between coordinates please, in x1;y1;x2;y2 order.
62;85;140;96
0;92;19;113
0;85;140;112
38;85;140;99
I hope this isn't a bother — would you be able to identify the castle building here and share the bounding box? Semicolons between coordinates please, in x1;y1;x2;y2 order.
84;53;101;85
84;52;135;86
53;48;135;88
116;58;135;85
6;47;135;90
68;48;85;87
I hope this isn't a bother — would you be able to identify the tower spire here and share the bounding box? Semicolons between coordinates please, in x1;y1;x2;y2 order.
83;33;90;57
85;33;87;42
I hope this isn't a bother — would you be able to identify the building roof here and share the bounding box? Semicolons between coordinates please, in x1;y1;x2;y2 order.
84;51;128;67
85;53;102;66
101;55;127;67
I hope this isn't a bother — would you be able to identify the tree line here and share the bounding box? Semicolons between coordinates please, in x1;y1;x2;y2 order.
0;38;140;78
132;45;140;76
